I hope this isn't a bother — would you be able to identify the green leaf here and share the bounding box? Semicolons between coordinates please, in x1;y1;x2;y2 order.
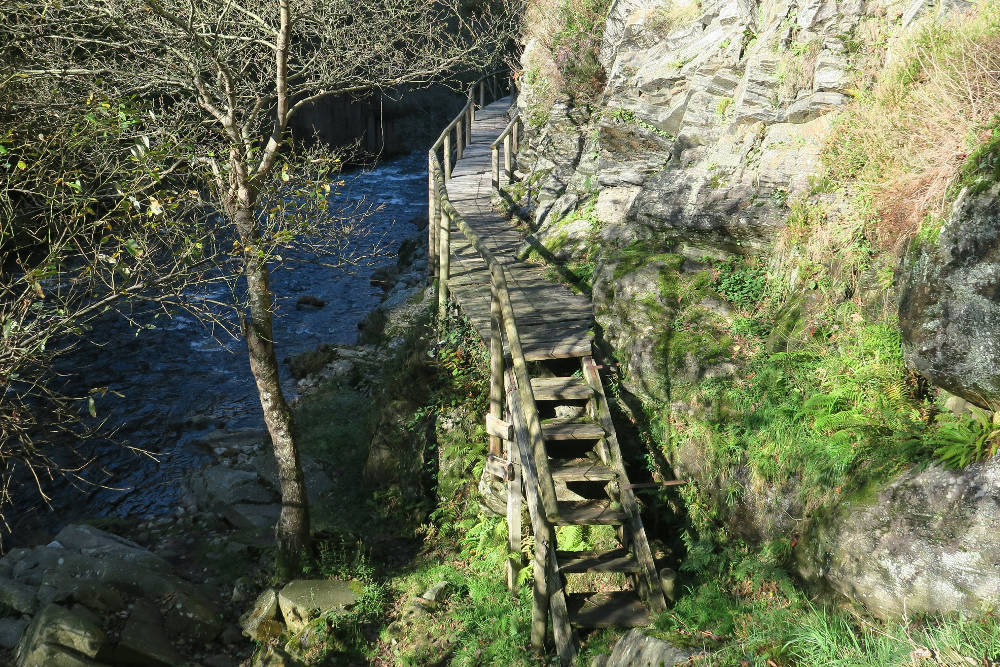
16;160;27;170
88;396;97;418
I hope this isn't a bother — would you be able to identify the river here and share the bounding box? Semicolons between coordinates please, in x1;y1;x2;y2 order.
9;151;429;546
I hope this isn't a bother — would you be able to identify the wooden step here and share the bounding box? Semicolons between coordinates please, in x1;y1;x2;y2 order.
566;591;652;628
555;500;626;525
542;420;605;441
550;459;616;482
530;376;593;401
556;549;640;574
523;338;593;362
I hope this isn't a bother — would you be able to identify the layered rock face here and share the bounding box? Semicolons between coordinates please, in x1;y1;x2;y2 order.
516;0;1000;617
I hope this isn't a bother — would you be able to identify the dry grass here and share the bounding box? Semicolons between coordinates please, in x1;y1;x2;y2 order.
646;0;702;37
826;0;1000;249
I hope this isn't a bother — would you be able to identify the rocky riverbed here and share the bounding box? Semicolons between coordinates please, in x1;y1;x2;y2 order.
1;151;436;665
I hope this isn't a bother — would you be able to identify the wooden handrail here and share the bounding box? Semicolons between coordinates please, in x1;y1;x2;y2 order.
490;115;522;190
428;152;560;524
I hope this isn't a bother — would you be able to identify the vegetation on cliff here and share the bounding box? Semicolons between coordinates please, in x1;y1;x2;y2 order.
508;0;1000;661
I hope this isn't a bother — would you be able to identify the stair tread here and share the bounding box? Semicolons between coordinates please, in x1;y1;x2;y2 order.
542;420;605;441
550;459;616;482
556;548;640;573
555;500;626;525
530;376;593;401
566;591;652;628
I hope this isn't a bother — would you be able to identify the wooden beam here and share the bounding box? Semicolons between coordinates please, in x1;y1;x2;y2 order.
506;436;524;592
507;369;576;661
492;263;560;524
486;414;513;442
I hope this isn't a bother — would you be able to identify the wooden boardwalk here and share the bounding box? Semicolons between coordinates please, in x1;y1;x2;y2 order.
444;98;594;361
430;83;667;662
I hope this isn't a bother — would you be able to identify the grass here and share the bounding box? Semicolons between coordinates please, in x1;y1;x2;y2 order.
522;0;611;106
647;0;702;37
824;0;1000;251
653;571;1000;665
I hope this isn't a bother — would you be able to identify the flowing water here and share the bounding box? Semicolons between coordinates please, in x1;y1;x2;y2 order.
10;151;429;545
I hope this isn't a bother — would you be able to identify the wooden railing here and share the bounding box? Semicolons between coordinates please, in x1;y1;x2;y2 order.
427;70;509;282
491;115;523;191
427;157;560;525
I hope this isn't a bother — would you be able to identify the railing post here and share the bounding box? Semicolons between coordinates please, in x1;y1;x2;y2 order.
427;152;437;280
467;106;473;147
456;119;464;162
437;206;451;322
531;534;550;651
479;81;485;110
443;132;452;180
489;286;504;457
503;134;512;184
506;432;523;592
513;119;520;157
491;144;500;192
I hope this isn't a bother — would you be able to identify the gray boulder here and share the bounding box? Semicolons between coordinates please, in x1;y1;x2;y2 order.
797;458;1000;617
605;628;694;666
899;183;1000;407
277;580;361;634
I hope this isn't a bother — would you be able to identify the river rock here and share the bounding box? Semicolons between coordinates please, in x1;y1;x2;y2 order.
253;646;305;667
1;524;222;665
187;466;278;507
240;588;281;641
277;579;361;634
0;617;28;650
899;183;1000;407
15;604;105;664
605;628;694;666
107;599;184;666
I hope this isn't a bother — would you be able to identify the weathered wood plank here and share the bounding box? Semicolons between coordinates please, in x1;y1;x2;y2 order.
566;592;651;628
486;413;513;442
556;549;640;574
550;459;616;482
555;500;627;526
542;421;606;441
530;377;594;401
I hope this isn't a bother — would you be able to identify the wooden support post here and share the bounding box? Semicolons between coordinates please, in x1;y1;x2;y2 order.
479;81;485;110
437;206;451;322
513;119;520;160
531;533;549;651
443;133;452;180
491;145;500;192
503;134;512;184
507;369;576;661
467;107;474;146
506;436;523;592
489;286;504;457
427;153;437;280
456;118;464;162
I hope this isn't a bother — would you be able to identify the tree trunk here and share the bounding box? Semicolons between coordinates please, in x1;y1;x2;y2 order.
242;239;310;558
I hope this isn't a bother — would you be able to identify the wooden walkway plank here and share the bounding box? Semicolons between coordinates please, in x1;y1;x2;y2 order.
440;97;594;357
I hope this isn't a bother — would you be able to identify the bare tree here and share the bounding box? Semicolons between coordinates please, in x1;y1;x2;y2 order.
3;0;514;557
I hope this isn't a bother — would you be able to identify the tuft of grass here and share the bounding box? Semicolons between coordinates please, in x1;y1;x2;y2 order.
646;0;702;37
825;0;1000;251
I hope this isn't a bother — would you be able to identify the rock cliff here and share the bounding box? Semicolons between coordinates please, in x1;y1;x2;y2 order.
513;0;1000;617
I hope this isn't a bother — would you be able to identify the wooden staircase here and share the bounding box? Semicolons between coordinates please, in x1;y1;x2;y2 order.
427;73;667;663
501;355;666;661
